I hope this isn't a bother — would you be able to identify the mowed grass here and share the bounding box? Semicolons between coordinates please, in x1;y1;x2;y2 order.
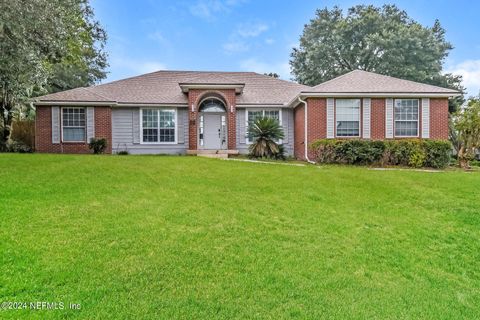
0;154;479;319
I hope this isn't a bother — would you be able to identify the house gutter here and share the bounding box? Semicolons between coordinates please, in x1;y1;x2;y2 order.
33;101;117;106
297;96;315;164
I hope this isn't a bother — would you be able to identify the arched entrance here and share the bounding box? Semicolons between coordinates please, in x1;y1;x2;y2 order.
198;97;227;149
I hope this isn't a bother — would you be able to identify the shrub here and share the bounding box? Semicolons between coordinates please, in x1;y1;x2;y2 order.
408;148;427;168
89;138;107;154
337;140;385;164
471;159;480;167
423;140;452;169
7;140;33;153
310;139;340;163
117;150;129;155
310;139;451;169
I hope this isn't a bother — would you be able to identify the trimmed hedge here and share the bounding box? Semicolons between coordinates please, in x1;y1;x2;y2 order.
310;139;452;169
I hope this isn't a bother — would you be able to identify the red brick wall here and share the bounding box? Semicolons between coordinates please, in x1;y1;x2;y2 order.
371;98;386;139
430;98;449;139
35;106;112;154
307;98;327;147
293;98;327;160
187;89;236;150
94;107;112;153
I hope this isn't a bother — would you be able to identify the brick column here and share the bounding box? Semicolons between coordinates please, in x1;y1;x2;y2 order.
188;90;200;150
371;98;386;139
430;98;449;139
225;91;236;150
94;106;112;154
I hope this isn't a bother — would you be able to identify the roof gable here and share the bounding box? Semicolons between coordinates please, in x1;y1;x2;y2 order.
310;70;459;94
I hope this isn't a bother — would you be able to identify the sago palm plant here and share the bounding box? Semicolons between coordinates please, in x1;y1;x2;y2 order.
247;117;285;159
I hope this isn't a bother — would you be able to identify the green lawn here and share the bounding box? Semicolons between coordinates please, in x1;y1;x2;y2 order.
1;154;479;319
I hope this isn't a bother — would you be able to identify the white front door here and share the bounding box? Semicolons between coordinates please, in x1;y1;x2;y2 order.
203;114;222;149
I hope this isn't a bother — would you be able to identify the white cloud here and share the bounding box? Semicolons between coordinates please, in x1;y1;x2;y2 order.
240;58;291;80
188;0;246;21
445;59;480;96
222;41;249;53
223;21;269;54
265;38;275;45
236;22;269;38
148;31;166;43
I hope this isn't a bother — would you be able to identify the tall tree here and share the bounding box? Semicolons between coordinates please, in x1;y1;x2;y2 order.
290;5;464;112
45;1;107;93
451;98;480;169
0;0;107;150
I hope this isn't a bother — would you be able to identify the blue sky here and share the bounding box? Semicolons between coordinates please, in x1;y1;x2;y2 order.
91;0;480;96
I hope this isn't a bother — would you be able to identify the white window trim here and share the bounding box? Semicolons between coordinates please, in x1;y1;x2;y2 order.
61;107;86;143
335;99;361;138
393;99;420;138
140;108;178;144
245;109;283;144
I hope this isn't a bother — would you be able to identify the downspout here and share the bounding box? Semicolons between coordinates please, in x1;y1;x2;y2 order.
298;96;315;164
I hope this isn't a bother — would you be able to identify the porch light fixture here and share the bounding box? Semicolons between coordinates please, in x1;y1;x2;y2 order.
191;104;195;112
230;105;234;113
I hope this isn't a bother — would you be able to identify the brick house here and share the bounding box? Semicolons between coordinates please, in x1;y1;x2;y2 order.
34;70;460;159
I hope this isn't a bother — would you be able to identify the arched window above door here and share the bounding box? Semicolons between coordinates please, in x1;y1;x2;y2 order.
198;98;226;113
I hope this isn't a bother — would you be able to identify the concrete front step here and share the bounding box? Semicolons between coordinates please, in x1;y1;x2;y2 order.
197;153;229;159
187;149;239;157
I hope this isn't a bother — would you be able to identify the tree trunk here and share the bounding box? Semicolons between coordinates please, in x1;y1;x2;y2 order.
1;120;12;142
0;92;14;151
457;146;471;170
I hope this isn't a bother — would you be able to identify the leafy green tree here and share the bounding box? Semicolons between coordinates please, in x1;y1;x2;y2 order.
0;0;107;150
248;117;285;159
290;5;465;112
45;1;107;93
451;98;480;169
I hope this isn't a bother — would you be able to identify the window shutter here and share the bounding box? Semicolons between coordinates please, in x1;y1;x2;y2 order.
327;98;334;138
239;109;246;144
281;109;288;143
177;108;185;143
133;109;140;144
51;106;60;144
385;98;394;138
86;107;95;142
421;98;430;138
362;98;371;139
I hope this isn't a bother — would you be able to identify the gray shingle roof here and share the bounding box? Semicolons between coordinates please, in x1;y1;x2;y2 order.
37;70;311;105
179;73;243;85
36;69;460;106
38;87;116;102
310;70;459;94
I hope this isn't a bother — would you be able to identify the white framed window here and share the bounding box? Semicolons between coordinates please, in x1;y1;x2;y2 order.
394;99;419;137
62;107;86;142
336;99;360;137
246;109;282;144
140;108;177;144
